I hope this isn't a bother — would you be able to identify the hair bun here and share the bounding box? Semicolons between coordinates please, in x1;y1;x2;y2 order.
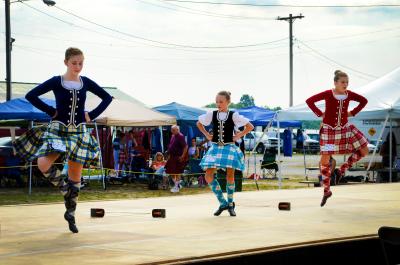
334;70;342;75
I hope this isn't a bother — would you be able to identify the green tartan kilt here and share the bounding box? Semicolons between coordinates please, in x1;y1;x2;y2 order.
13;122;100;168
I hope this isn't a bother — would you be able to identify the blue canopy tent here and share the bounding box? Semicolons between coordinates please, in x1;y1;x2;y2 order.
0;97;54;121
0;97;108;193
236;106;301;128
153;102;206;139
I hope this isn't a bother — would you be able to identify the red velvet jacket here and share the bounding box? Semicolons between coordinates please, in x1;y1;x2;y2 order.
306;89;368;128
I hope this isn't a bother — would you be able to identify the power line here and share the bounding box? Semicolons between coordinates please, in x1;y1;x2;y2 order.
19;1;288;52
296;39;378;79
160;0;400;8
141;0;274;20
297;46;373;81
51;3;287;49
303;26;400;42
17;1;146;44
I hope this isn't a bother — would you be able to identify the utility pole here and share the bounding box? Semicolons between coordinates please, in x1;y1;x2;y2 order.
277;14;304;107
5;0;11;101
4;0;56;101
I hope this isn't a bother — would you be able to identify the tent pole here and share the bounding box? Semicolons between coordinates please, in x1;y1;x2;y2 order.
302;130;307;180
248;114;274;189
277;114;282;189
389;114;393;182
94;122;106;190
367;114;389;175
29;120;34;195
159;126;164;153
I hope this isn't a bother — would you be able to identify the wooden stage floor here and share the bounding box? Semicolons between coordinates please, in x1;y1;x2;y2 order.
1;183;399;265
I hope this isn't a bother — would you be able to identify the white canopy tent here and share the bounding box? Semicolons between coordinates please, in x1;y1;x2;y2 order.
85;98;176;189
276;66;400;186
86;98;176;127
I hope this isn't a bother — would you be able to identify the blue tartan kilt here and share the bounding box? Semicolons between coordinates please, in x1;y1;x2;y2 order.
13;122;100;168
200;143;245;171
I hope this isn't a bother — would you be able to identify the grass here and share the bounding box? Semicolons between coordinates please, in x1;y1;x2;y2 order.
0;177;310;206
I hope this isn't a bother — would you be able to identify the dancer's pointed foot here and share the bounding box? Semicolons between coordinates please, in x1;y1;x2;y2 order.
227;205;236;217
214;204;228;216
320;191;332;207
64;211;79;233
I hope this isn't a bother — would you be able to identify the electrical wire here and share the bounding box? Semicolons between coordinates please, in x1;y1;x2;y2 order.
160;0;400;8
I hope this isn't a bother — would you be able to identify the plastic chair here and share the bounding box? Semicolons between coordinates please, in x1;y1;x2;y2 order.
378;226;400;265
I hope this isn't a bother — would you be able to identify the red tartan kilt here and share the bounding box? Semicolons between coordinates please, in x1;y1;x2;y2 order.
165;155;187;174
319;124;368;155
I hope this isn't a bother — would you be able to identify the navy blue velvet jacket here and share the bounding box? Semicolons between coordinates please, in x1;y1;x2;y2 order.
25;76;112;127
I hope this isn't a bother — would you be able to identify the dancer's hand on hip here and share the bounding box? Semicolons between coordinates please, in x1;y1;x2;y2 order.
85;112;91;122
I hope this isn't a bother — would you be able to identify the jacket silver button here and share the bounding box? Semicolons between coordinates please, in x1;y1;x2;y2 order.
68;112;71;115
69;105;71;108
70;98;72;101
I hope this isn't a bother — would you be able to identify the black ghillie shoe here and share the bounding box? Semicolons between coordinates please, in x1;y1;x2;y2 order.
64;211;79;233
227;205;236;217
214;205;229;216
320;191;332;207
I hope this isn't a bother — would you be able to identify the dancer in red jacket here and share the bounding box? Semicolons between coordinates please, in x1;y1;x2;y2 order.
306;70;369;207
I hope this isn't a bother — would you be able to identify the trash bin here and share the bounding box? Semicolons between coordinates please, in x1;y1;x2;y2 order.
216;169;243;192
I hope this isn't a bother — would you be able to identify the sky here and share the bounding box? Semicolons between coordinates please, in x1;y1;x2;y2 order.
1;0;400;109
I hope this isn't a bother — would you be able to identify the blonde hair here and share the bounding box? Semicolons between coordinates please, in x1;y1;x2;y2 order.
65;47;83;61
334;70;348;82
217;91;231;102
155;152;164;161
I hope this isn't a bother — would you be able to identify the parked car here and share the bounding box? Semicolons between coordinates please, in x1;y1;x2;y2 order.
244;131;280;153
302;131;320;154
0;136;16;156
0;136;24;187
278;129;320;154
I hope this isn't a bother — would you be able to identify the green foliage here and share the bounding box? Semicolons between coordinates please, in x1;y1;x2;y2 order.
263;105;282;111
300;120;321;129
204;94;256;109
238;94;255;108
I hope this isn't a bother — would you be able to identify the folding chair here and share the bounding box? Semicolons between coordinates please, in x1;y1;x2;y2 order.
260;148;279;178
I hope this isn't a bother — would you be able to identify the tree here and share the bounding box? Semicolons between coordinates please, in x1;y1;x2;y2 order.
238;94;255;108
204;103;216;108
263;105;282;111
204;94;255;109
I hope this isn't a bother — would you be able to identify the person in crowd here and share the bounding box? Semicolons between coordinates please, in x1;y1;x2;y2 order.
118;132;128;177
151;152;168;189
112;130;121;174
188;137;200;159
165;125;188;193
